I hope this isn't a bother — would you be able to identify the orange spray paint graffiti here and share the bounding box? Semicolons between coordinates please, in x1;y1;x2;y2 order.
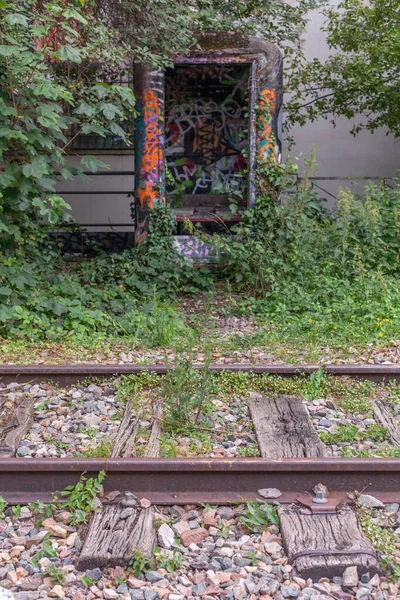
137;88;165;208
256;89;276;164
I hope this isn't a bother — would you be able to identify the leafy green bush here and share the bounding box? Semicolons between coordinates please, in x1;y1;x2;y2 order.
0;0;135;253
212;152;400;348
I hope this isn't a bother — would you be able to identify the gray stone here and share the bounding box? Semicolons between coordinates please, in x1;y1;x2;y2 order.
355;589;372;600
281;588;300;598
16;447;29;458
117;584;129;594
259;579;280;595
192;583;207;596
343;566;358;587
157;523;175;549
258;488;282;499
298;590;321;600
384;503;399;513
319;419;333;427
144;592;157;600
216;507;234;520
145;571;164;584
13;594;39;600
85;568;102;582
129;592;144;600
233;557;252;567
358;495;385;509
244;575;258;594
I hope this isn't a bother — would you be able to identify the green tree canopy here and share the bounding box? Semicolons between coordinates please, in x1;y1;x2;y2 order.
0;0;135;251
287;0;400;137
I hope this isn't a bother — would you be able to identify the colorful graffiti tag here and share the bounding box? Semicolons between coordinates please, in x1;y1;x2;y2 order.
255;88;281;193
136;88;165;208
165;65;249;198
256;89;276;163
134;67;166;244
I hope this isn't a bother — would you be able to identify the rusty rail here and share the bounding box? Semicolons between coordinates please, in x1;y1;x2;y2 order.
1;458;400;505
1;363;400;386
2;364;400;505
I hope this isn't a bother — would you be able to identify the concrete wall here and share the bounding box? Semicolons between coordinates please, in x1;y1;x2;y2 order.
59;5;400;226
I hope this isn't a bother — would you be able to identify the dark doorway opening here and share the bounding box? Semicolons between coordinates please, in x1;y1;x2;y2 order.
165;63;250;224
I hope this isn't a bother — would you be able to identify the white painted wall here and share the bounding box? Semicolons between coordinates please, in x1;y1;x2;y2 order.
60;5;400;226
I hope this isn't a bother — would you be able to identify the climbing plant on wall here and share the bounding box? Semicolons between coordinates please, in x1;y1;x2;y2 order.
0;0;136;252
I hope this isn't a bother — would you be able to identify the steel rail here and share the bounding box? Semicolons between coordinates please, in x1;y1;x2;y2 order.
1;364;400;386
1;458;400;505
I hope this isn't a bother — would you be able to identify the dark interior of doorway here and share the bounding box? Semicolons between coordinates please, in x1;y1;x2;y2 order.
165;63;250;229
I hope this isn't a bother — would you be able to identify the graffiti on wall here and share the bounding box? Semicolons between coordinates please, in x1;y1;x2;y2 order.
135;69;165;211
257;89;276;163
165;65;249;197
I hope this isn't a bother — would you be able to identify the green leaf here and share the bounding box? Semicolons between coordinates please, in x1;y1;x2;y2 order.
0;287;12;296
63;8;88;24
33;82;59;100
37;114;59;128
100;103;122;120
81;156;110;173
110;123;127;139
55;45;82;64
38;178;56;192
0;46;17;57
5;13;29;26
81;123;106;136
74;102;94;116
22;157;49;179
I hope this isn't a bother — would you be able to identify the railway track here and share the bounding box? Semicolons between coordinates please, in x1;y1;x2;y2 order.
1;362;400;503
1;362;400;385
1;363;400;594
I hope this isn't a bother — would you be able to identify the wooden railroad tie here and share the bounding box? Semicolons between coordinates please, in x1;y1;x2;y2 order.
78;397;162;568
250;393;380;578
249;393;327;458
0;397;36;458
279;506;380;579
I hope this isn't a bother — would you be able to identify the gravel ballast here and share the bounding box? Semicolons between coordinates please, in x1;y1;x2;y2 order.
0;501;399;600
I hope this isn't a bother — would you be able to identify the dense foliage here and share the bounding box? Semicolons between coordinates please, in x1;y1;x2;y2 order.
0;0;135;251
1;158;400;351
287;0;400;137
96;0;324;68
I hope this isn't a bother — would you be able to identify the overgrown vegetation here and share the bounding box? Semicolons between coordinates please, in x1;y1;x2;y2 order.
1;148;400;357
59;470;105;524
358;506;400;579
0;0;135;252
287;0;400;137
239;500;280;531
